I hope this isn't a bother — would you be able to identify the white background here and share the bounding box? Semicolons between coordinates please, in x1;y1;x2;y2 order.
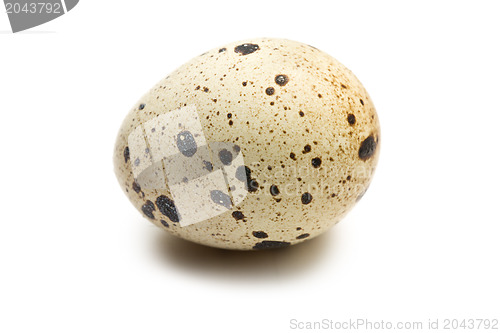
1;1;499;332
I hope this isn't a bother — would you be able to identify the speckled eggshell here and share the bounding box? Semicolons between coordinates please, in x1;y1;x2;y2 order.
113;38;380;250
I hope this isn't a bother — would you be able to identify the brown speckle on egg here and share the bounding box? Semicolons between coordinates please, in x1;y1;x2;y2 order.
232;211;245;220
252;231;268;239
141;200;155;219
202;160;213;171
234;43;260;55
219;149;233;165
301;193;313;205
132;180;141;194
253;241;290;250
156;195;179;222
311;157;322;168
348;113;356;125
270;185;280;196
359;135;377;160
275;74;289;86
123;146;130;163
176;131;197;157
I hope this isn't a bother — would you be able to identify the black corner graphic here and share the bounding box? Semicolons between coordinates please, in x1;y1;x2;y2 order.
4;0;79;33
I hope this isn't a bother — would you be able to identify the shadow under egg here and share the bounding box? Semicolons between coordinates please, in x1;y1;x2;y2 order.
152;227;339;282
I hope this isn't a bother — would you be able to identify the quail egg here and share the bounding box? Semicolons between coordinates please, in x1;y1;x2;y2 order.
114;38;380;250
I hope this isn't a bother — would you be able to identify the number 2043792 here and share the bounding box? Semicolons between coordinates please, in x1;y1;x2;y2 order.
5;2;62;14
443;319;498;330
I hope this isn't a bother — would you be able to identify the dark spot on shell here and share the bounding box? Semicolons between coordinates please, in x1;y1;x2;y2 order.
233;145;240;153
210;190;232;209
299;111;304;117
227;113;232;119
301;192;313;205
123;147;130;163
139;104;145;110
296;233;310;240
290;152;297;160
253;241;290;250
235;165;258;192
318;93;322;98
156;195;180;222
265;87;275;95
359;135;377;160
229;120;233;126
219;48;226;53
303;145;311;153
347;175;351;181
235;165;251;183
132;180;141;193
348;114;356;125
248;179;259;192
234;43;260;55
232;211;245;220
176;131;197;157
203;87;209;93
311;157;322;168
202;160;213;171
219;149;233;165
270;185;280;196
252;231;268;239
141;200;155;219
360;99;364;105
275;74;289;86
242;81;247;87
341;84;347;89
160;220;169;228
